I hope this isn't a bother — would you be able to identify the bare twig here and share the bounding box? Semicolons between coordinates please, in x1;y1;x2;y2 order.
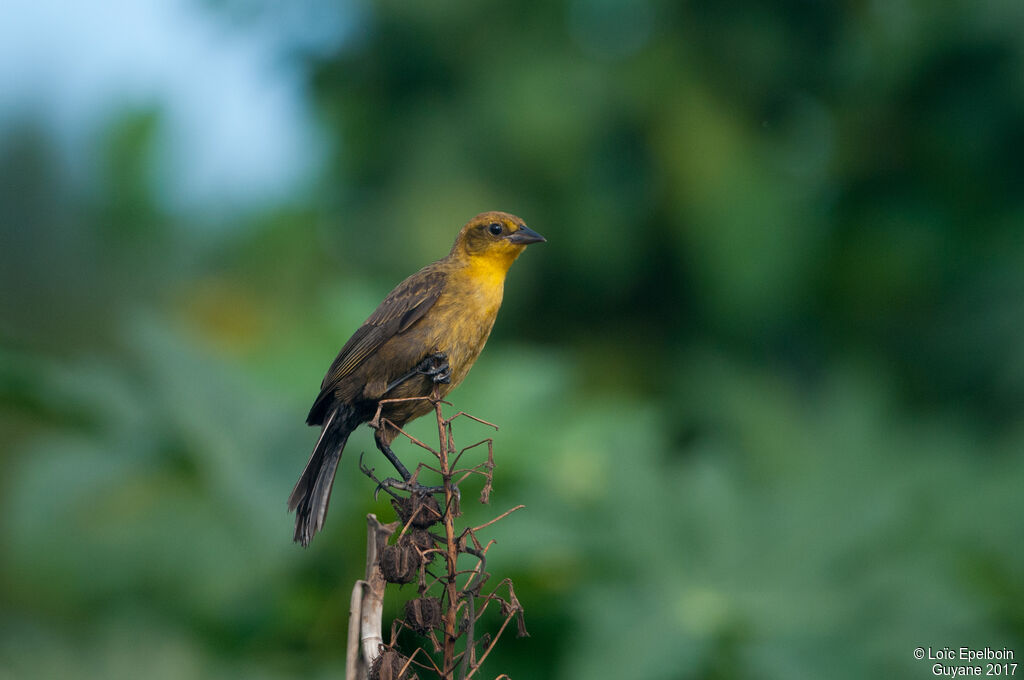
466;505;525;535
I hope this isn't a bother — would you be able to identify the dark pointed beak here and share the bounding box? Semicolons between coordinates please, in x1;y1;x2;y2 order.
507;225;546;245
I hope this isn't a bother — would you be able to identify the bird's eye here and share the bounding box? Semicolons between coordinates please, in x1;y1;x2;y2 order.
488;223;503;236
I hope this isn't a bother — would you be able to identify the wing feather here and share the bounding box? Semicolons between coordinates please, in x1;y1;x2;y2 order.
318;267;446;391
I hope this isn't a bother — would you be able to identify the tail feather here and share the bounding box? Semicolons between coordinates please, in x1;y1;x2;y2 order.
289;404;358;546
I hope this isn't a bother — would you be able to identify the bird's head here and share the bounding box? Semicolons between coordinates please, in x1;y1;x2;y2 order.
451;211;546;269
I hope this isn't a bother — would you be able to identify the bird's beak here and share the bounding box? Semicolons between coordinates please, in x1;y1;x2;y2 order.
507;226;546;245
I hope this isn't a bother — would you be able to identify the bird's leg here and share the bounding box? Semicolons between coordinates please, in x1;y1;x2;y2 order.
375;430;412;481
373;429;444;496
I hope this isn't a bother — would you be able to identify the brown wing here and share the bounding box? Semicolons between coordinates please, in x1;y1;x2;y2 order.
307;267;446;424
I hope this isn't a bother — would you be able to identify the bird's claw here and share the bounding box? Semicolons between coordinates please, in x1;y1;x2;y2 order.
416;352;451;384
373;479;394;500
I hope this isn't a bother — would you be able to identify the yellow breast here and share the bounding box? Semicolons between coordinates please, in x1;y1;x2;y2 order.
426;256;508;387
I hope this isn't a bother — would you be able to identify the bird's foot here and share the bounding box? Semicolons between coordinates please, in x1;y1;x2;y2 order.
360;453;458;504
384;352;451;394
416;352;451;384
376;478;445;497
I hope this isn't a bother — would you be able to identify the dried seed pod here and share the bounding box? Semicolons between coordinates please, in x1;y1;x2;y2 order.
391;493;442;529
379;543;419;584
369;648;419;680
403;596;442;635
403;529;435;560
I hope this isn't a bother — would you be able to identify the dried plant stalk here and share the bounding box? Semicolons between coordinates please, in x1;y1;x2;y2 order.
345;514;400;677
349;395;526;679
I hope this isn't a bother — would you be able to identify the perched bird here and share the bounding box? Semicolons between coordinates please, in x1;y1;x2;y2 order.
289;211;545;546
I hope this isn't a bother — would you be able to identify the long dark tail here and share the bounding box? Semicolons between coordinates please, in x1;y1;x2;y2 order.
288;404;359;546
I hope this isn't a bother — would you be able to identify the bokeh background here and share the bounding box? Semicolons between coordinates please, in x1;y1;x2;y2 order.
2;0;1023;678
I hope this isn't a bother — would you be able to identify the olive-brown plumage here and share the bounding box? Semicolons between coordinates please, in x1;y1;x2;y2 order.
289;211;544;546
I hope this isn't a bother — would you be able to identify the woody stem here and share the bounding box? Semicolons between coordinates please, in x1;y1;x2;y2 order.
437;396;459;679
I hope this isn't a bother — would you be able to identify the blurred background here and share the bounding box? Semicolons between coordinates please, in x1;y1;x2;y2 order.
2;0;1023;678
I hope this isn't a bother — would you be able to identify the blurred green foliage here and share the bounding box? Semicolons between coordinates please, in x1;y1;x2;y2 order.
2;0;1024;678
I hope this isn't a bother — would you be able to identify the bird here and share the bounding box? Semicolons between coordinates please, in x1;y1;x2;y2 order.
288;211;545;546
